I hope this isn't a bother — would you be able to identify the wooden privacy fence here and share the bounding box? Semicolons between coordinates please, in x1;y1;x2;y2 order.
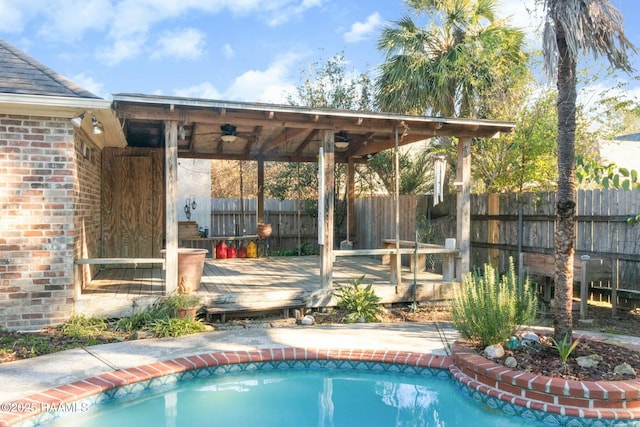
470;189;640;304
210;198;318;253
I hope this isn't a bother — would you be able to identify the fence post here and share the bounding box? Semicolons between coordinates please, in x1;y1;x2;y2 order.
612;258;618;317
488;193;499;268
580;255;590;320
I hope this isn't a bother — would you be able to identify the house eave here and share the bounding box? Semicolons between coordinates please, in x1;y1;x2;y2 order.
0;93;127;148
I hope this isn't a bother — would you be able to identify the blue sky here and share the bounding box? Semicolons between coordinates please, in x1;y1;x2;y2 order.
0;0;639;105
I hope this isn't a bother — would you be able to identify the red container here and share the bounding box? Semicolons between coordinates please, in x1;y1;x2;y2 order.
237;246;247;258
227;245;236;258
215;241;227;259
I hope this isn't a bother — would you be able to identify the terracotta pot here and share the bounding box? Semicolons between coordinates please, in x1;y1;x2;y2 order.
178;305;199;321
256;223;272;239
161;248;208;292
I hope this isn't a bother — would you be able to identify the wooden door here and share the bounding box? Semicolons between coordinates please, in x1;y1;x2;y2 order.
102;156;154;258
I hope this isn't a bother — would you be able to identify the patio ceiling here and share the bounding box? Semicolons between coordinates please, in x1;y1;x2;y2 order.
111;93;515;163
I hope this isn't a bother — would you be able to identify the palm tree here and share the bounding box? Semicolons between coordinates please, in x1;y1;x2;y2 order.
542;0;635;341
376;0;527;118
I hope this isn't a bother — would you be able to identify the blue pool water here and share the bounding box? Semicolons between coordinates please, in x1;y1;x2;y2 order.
49;369;543;427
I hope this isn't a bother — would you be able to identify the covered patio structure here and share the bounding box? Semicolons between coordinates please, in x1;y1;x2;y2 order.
76;94;514;315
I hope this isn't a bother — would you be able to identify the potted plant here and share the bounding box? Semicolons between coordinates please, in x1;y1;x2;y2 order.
160;293;202;321
256;223;272;239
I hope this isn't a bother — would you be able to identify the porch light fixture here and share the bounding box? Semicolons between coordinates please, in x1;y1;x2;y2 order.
179;125;185;140
91;115;103;135
220;124;237;142
70;113;85;127
334;131;349;148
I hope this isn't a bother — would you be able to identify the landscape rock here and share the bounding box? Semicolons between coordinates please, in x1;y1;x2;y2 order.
614;363;636;376
576;354;603;369
505;356;518;368
521;332;540;343
484;344;505;359
300;315;315;326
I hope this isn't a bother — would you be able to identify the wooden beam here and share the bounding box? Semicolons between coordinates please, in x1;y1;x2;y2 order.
488;193;500;268
164;120;179;295
257;158;265;223
347;158;355;241
244;125;262;157
117;104;501;137
456;137;472;276
260;128;308;154
320;130;335;289
393;127;401;286
294;129;319;157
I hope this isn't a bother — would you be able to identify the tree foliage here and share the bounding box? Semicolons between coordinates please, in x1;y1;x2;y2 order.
376;0;528;118
286;52;375;111
366;144;434;195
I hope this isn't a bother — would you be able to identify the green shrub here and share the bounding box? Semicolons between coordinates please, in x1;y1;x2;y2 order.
452;258;537;346
59;314;109;338
115;309;160;333
156;293;201;318
115;293;202;334
334;276;381;323
146;318;205;337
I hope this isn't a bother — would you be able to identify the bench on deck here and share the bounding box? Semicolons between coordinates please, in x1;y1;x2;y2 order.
382;239;459;281
381;239;458;281
74;258;165;266
205;302;306;323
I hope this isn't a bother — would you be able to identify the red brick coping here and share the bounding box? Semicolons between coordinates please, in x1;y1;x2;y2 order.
451;332;640;421
0;348;451;427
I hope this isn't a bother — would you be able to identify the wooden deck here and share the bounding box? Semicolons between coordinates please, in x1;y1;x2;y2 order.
76;256;460;318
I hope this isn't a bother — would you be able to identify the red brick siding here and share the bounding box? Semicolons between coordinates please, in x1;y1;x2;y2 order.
0;115;78;330
73;132;102;290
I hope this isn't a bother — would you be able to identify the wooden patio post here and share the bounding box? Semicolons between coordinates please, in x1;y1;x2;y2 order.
164;120;179;294
488;193;500;268
319;130;335;289
347;158;355;242
393;127;401;286
456;137;472;277
257;157;265;224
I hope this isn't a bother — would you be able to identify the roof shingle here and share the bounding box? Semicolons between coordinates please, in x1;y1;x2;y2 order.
0;38;100;99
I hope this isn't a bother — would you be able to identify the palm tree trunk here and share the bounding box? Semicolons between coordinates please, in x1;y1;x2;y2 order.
553;21;577;342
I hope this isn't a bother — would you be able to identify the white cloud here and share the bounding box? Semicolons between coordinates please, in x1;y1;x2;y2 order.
224;53;300;103
223;43;235;59
495;0;542;50
37;0;113;42
344;12;382;43
174;82;222;100
266;0;323;26
71;73;107;98
0;0;323;68
96;37;147;66
151;28;206;60
0;0;33;33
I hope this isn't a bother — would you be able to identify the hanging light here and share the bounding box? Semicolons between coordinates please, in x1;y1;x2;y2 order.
335;131;349;148
220;124;237;142
91;115;103;135
179;125;185;140
70;113;85;127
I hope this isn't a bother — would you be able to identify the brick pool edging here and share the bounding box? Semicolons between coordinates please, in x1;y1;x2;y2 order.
0;348;451;427
451;332;640;422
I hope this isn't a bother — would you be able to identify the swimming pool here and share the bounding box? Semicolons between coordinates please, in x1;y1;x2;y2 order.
45;359;544;427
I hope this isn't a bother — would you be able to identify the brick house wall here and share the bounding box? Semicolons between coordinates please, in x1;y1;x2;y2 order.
73;131;103;292
0;114;88;330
